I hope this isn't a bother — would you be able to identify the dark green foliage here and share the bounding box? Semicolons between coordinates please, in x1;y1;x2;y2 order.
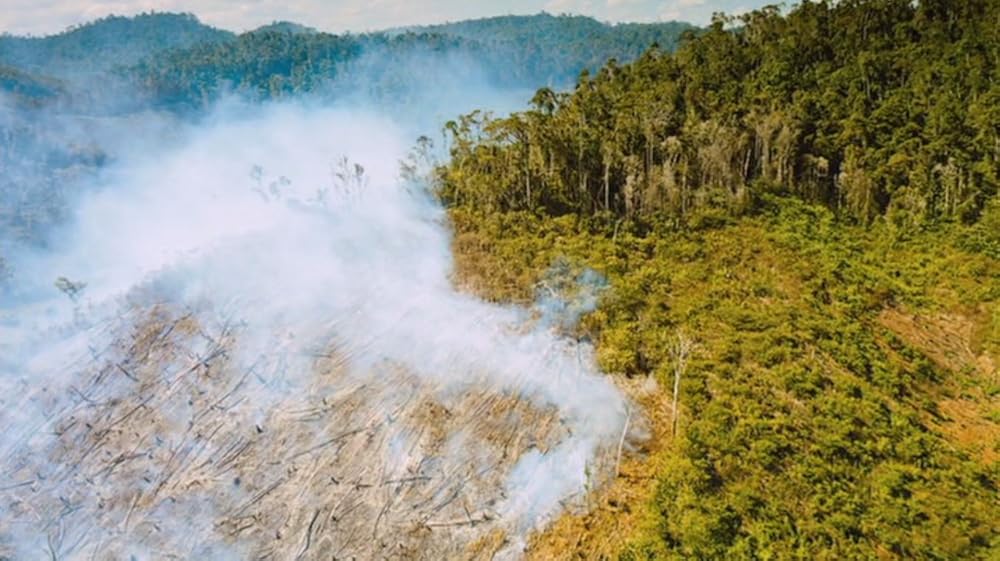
127;14;693;110
0;12;233;79
408;13;694;85
128;29;367;108
437;2;1000;558
0;64;62;102
0;11;693;252
959;197;1000;259
437;1;1000;225
446;201;1000;559
0;12;693;112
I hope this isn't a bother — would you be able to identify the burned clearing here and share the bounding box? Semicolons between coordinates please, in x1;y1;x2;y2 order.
1;297;642;560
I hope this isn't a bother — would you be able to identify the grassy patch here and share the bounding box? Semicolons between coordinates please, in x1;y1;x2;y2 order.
448;198;999;560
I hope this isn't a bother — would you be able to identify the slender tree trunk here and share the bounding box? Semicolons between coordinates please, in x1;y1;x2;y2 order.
604;158;611;211
671;332;693;437
525;149;531;207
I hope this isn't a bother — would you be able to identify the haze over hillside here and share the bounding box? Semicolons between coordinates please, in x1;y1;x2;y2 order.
0;12;694;101
0;10;677;559
0;0;744;36
1;2;998;560
0;11;693;249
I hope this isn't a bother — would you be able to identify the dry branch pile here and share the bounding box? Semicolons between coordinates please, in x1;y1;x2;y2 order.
1;299;633;560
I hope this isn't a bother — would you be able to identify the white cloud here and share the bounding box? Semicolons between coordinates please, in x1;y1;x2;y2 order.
659;8;682;21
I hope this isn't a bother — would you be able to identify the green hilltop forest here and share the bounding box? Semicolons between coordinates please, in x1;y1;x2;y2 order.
438;3;999;227
0;12;693;110
0;3;997;558
0;11;692;264
128;15;692;109
435;0;1000;559
0;13;234;79
406;13;693;85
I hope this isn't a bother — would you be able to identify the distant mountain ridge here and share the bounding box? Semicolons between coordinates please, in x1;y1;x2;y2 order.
0;10;695;250
402;13;695;85
0;12;695;107
0;13;233;78
406;12;693;52
252;21;319;35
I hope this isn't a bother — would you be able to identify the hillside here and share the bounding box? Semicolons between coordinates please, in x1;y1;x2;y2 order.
0;63;63;102
127;31;474;109
446;200;1000;559
435;1;1000;558
0;11;694;254
408;13;695;84
252;21;319;35
437;3;999;226
0;2;997;558
0;12;692;111
0;106;635;561
0;13;233;79
129;13;694;110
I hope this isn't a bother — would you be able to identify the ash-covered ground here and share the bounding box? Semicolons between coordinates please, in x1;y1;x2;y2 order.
0;104;639;560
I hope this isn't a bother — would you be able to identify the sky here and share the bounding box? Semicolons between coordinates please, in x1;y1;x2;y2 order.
0;0;774;37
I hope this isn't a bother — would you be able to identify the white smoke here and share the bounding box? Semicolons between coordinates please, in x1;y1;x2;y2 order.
0;100;629;558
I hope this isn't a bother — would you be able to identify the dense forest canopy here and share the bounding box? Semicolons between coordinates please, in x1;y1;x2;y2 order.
0;13;234;79
0;11;694;250
0;12;695;110
404;13;694;85
435;1;1000;559
0;63;63;101
127;30;489;109
438;0;1000;228
128;14;694;110
0;3;998;558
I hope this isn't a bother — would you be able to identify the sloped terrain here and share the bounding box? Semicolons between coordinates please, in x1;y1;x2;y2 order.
0;105;638;561
444;201;1000;559
1;295;640;560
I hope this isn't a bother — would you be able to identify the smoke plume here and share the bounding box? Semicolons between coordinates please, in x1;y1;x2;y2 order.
0;97;630;559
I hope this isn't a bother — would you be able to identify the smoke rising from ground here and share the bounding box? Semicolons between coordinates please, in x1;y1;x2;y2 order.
0;93;631;558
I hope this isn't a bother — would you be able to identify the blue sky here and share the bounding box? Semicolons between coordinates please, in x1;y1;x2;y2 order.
1;0;778;36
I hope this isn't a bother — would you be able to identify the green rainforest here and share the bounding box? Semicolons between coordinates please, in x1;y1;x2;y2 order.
1;2;998;559
436;1;1000;558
